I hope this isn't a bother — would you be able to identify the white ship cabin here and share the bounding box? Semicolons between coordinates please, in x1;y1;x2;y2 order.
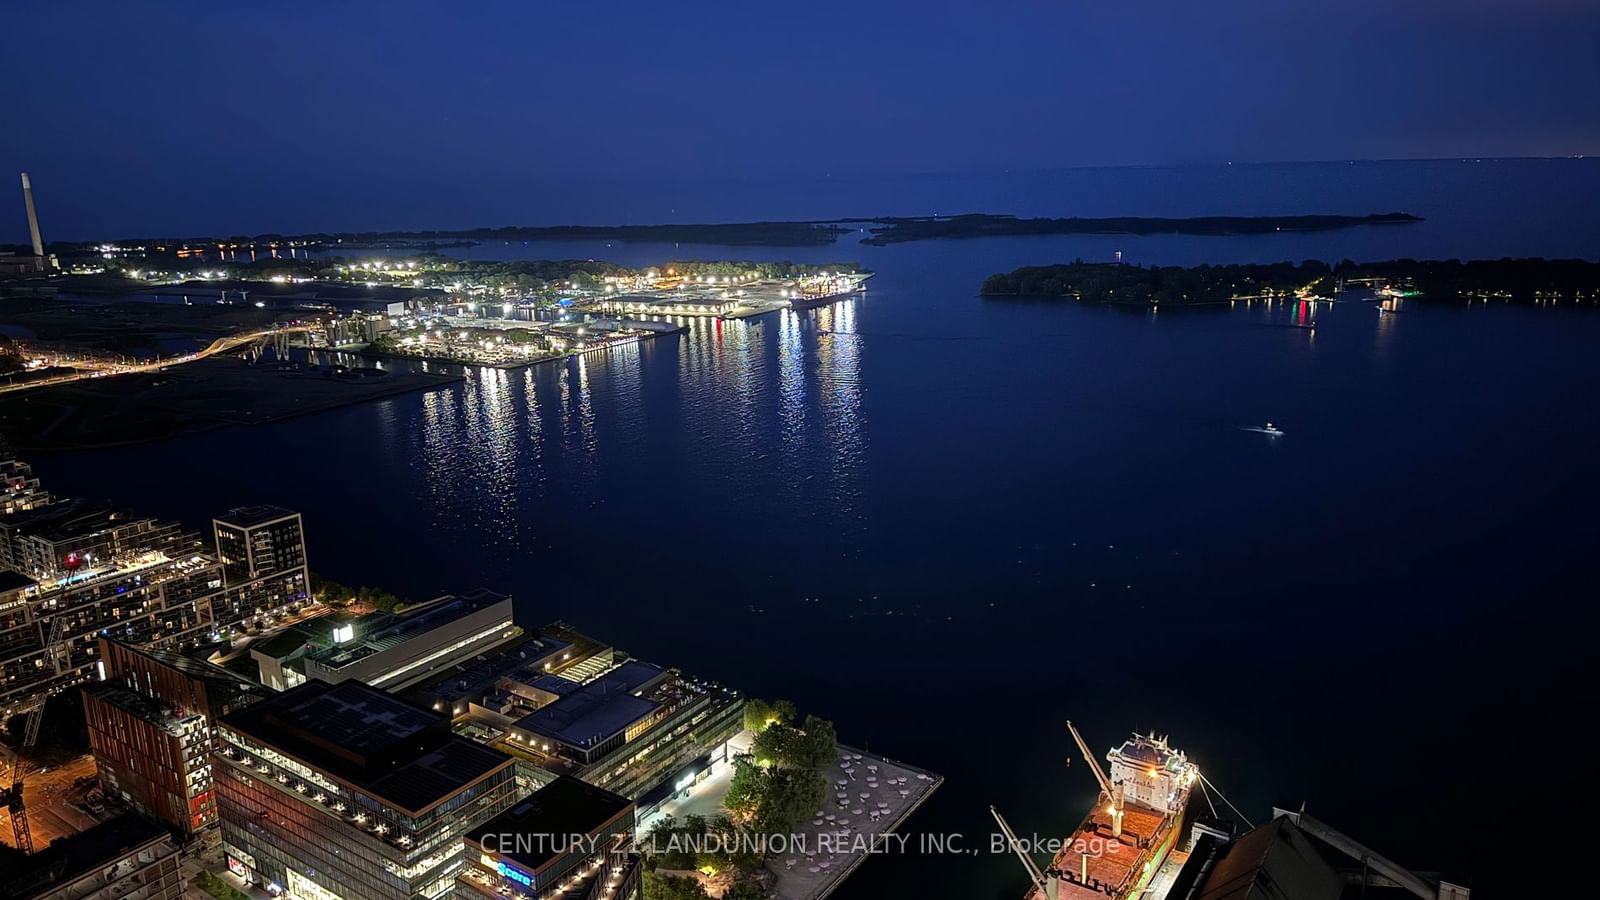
1108;732;1199;815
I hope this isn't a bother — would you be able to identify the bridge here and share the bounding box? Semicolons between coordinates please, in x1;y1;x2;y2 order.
0;323;317;396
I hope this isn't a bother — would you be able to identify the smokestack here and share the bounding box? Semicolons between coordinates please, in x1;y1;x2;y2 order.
20;172;44;258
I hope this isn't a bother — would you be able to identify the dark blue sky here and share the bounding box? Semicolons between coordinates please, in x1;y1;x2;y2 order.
4;0;1598;238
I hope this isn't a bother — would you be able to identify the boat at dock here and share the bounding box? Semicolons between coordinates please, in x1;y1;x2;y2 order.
788;272;872;310
996;724;1200;900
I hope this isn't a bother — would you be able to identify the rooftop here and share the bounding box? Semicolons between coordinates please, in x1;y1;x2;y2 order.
222;679;512;813
413;632;574;703
508;672;582;696
216;504;300;529
0;498;129;544
84;684;197;735
468;776;633;873
0;814;170;897
306;589;510;671
106;637;264;693
514;662;666;749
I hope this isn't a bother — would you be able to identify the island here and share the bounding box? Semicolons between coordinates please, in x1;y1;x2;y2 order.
23;210;1424;260
979;258;1600;306
858;211;1422;244
0;258;869;449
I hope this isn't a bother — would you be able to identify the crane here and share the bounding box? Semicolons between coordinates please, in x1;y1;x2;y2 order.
990;806;1057;900
1067;720;1123;839
2;611;67;853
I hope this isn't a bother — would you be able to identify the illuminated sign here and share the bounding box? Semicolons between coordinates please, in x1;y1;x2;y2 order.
496;861;534;887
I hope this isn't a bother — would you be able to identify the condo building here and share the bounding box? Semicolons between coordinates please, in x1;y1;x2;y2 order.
213;505;307;585
215;679;520;900
0;458;50;516
0;499;225;715
0;466;312;716
82;637;267;838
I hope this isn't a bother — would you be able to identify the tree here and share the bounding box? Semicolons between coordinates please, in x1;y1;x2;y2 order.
722;755;764;822
642;869;712;900
742;698;773;733
724;877;767;900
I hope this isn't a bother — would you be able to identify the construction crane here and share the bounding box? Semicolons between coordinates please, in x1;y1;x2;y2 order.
990;806;1057;900
1067;720;1124;839
2;610;68;853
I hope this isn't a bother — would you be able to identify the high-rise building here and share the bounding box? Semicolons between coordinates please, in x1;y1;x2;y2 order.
0;499;224;716
215;679;521;900
213;505;307;585
82;637;267;839
0;458;50;516
0;464;313;716
0;813;183;900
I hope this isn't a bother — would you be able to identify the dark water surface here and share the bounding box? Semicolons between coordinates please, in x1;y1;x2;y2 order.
35;160;1600;897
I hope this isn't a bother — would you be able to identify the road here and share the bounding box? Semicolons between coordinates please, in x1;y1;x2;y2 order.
0;324;315;396
0;753;99;850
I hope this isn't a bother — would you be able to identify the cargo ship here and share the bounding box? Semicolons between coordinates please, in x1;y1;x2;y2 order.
787;272;871;310
996;723;1199;900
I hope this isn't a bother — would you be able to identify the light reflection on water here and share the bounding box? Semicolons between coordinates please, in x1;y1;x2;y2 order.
34;172;1600;898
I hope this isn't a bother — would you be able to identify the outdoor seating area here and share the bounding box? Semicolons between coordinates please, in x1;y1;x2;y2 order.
768;748;941;900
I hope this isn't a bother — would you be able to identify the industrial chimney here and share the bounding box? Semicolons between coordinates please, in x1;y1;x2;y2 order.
20;172;44;258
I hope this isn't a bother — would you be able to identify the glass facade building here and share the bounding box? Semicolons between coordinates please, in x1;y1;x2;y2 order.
216;679;520;900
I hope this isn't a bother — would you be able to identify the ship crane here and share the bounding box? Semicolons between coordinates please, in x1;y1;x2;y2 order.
1067;720;1124;839
990;806;1057;900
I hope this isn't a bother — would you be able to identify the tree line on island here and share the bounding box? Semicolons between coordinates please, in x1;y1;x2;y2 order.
641;698;839;900
32;210;1421;256
861;211;1421;244
979;258;1600;306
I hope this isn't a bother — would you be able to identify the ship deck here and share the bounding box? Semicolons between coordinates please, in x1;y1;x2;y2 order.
1031;804;1173;900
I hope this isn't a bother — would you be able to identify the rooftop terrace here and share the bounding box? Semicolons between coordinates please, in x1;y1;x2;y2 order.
223;679;513;813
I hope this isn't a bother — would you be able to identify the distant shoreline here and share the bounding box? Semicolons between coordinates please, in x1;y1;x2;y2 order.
27;211;1424;256
979;258;1600;307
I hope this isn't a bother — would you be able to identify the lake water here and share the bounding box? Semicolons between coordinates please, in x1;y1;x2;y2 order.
33;159;1600;898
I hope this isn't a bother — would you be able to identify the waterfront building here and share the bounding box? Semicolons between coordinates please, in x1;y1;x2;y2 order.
212;505;306;586
301;589;517;691
429;626;743;813
0;458;50;516
1167;809;1471;900
208;505;311;634
82;637;267;838
0;468;313;715
599;295;738;317
409;631;579;718
251;589;517;692
458;775;639;900
0;499;224;716
0;813;183;900
214;679;521;900
509;662;671;765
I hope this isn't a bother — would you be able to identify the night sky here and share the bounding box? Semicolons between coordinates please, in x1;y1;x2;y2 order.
4;0;1598;237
